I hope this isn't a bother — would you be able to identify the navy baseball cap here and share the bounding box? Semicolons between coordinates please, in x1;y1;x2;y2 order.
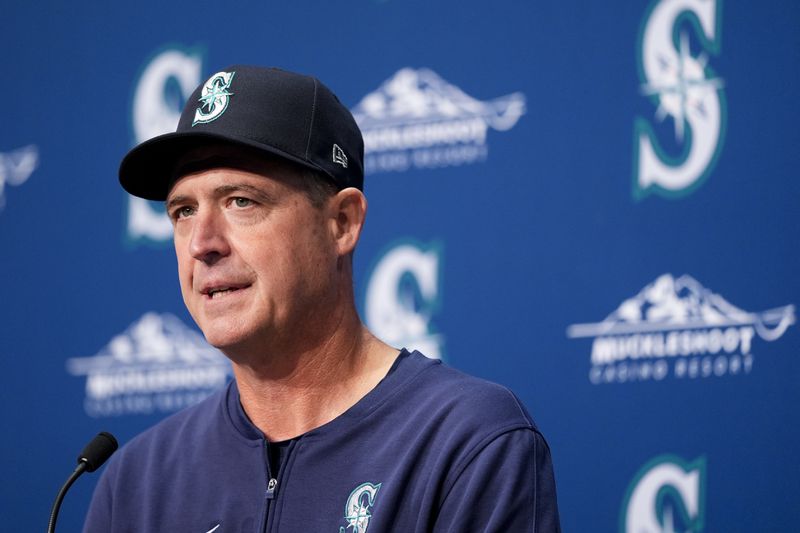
119;65;364;201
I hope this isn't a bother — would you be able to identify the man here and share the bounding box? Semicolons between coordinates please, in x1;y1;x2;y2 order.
85;65;560;532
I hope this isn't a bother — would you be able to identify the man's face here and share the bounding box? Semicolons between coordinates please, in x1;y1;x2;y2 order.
166;155;339;357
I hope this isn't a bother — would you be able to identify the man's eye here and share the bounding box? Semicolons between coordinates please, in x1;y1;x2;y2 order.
173;206;195;219
232;197;253;208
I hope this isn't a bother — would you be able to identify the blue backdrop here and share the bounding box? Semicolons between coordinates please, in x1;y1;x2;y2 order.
2;1;798;531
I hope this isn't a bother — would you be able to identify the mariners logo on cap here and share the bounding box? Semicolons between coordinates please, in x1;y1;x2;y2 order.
193;71;236;126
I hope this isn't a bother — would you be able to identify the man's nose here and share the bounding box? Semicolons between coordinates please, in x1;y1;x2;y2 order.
189;209;230;265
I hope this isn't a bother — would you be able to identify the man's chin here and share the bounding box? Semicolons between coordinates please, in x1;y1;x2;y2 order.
192;310;254;348
207;334;240;350
201;328;272;364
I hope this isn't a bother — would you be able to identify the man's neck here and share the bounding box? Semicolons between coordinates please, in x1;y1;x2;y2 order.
231;319;399;442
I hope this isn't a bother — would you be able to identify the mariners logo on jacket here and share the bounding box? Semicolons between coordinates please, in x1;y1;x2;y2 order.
339;482;381;533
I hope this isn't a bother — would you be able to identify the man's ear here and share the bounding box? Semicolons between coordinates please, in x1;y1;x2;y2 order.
328;187;367;256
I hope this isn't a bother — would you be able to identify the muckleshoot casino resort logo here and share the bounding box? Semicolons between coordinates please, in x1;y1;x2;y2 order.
633;0;725;199
351;68;526;174
566;274;795;385
621;455;706;533
67;312;232;417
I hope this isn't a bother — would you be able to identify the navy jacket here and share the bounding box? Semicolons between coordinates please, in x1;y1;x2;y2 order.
84;350;560;532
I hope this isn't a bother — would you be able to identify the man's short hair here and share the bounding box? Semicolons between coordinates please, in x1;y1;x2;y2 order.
295;168;339;208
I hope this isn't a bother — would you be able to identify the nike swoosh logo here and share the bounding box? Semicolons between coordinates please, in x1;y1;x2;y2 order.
205;525;220;533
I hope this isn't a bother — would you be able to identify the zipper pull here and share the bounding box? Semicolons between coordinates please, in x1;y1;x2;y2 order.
266;477;278;500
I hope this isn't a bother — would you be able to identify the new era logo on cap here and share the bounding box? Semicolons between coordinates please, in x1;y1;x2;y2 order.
332;144;348;168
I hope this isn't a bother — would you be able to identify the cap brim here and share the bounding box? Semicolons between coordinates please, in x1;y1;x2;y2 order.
119;130;332;201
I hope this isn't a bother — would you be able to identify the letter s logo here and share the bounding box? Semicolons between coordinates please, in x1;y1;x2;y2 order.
364;241;443;359
340;482;381;533
127;48;203;243
633;0;725;199
621;455;706;533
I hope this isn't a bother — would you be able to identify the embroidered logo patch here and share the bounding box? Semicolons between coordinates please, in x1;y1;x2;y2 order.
339;482;381;533
193;71;236;126
332;144;348;168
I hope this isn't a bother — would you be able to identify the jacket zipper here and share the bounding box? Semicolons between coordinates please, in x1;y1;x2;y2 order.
261;440;278;533
261;438;299;532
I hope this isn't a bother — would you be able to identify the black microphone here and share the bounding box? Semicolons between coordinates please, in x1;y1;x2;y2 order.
47;432;118;533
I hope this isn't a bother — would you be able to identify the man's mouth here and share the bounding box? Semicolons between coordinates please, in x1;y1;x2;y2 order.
208;287;238;299
202;284;250;299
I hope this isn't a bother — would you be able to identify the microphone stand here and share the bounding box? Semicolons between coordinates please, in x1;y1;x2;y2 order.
48;461;89;533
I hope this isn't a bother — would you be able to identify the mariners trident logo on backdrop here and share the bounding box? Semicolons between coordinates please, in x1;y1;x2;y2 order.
352;68;525;174
633;0;725;199
363;241;444;359
193;71;235;125
66;312;232;417
127;47;204;243
339;482;381;533
567;274;795;385
621;455;706;533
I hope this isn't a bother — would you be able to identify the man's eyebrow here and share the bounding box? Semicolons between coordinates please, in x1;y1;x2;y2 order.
165;194;191;211
165;183;278;210
214;183;278;204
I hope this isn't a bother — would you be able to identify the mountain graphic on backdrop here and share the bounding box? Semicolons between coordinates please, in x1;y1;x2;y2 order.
67;312;228;375
351;67;526;131
607;273;750;325
567;274;795;341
